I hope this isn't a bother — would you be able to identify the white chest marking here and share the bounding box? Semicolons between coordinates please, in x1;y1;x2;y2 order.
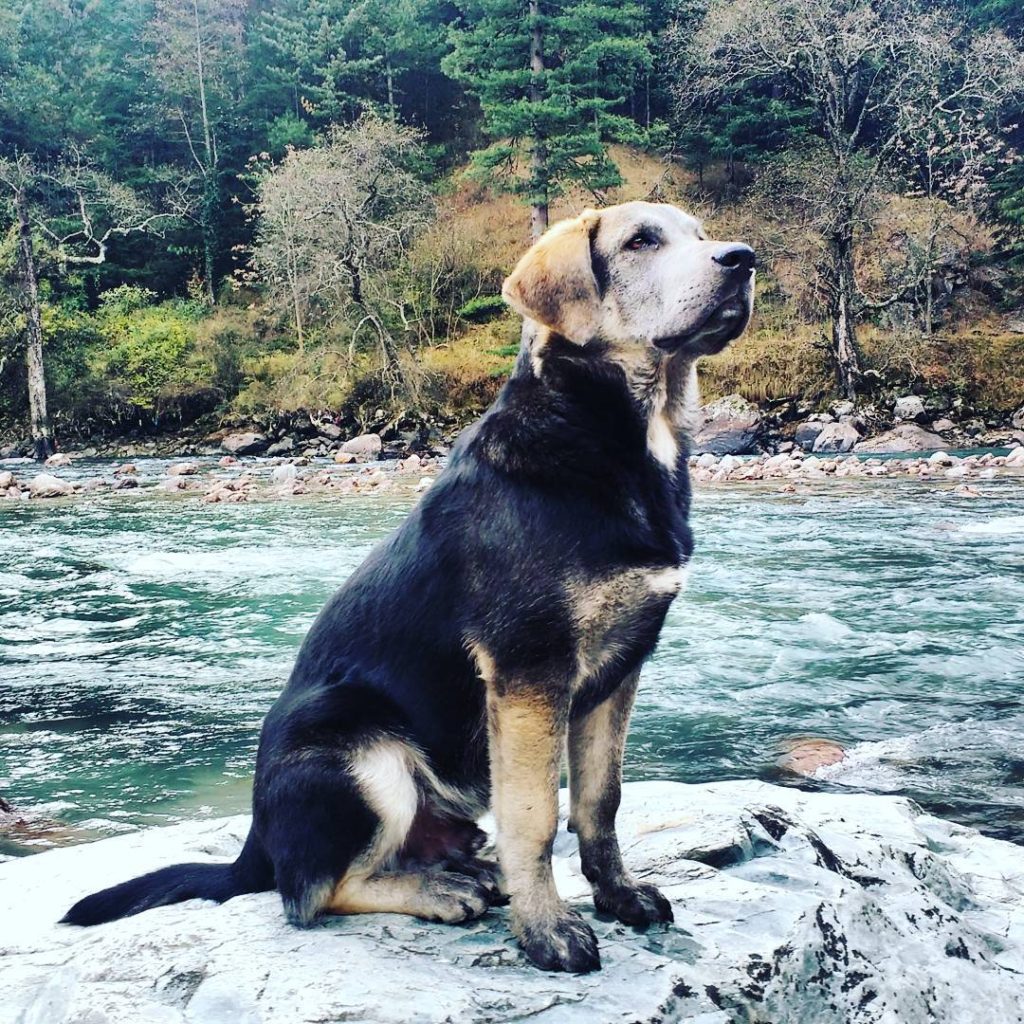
646;564;690;595
647;412;679;471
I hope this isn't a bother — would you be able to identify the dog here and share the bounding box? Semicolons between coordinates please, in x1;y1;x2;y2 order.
63;201;755;973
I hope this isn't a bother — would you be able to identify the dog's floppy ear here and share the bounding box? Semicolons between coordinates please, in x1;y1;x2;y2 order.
502;209;602;343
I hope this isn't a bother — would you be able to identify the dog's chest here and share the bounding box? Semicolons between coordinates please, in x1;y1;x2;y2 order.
567;564;688;683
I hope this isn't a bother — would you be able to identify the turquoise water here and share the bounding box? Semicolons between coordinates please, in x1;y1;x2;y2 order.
1;461;1023;852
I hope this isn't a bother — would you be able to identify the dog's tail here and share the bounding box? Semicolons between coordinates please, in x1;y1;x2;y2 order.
60;826;274;926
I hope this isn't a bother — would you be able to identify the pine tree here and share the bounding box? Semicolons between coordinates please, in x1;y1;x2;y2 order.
445;0;652;238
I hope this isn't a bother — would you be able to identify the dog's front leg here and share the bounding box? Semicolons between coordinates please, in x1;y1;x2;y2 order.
568;670;674;927
486;686;601;973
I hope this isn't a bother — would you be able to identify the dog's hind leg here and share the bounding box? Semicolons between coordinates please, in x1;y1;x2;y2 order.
263;737;496;926
568;670;673;928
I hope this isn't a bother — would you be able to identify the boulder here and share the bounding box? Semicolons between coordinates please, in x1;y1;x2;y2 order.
794;420;825;451
221;432;268;456
266;437;295;457
692;394;763;455
0;470;14;490
270;463;298;484
854;424;946;454
931;418;955;433
113;463;136;475
27;473;74;498
44;452;72;467
893;395;926;422
3;781;1024;1024
812;422;860;453
340;432;384;458
1012;405;1024;431
114;475;140;489
318;423;343;441
1006;446;1024;467
167;462;199;476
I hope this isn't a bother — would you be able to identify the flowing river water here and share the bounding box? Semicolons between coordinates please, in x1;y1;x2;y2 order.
1;459;1022;855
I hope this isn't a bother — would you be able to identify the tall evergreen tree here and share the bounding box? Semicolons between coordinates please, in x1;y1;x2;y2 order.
445;0;652;238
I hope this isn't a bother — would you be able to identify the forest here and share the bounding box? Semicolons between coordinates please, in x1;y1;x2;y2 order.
1;0;1023;457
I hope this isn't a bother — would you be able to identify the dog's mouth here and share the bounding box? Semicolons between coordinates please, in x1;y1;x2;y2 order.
653;282;754;356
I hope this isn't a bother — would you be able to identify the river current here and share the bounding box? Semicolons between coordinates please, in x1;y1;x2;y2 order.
1;459;1022;854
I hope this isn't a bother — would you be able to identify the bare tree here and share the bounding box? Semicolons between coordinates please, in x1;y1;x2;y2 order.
0;152;173;458
249;116;433;402
670;0;1024;398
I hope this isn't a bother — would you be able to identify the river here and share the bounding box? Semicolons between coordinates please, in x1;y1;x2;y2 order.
1;459;1022;854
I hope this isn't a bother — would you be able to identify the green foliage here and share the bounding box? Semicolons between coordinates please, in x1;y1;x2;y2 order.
93;299;198;407
456;294;506;321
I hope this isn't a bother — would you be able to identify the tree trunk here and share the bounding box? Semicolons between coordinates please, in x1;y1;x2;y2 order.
528;0;548;240
15;187;55;460
385;55;396;123
193;0;217;304
829;229;861;400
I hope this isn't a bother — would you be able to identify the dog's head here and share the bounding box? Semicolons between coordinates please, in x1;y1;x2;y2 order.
502;201;754;357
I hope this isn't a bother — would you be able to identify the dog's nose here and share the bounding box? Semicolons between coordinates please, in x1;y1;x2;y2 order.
712;243;756;275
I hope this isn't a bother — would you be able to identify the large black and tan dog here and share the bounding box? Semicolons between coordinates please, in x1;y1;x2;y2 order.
64;202;755;973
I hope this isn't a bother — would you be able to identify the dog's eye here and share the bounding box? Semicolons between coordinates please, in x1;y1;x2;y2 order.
624;231;657;252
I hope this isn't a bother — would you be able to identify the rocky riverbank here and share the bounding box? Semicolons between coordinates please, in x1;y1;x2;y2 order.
2;435;1023;505
2;780;1022;1024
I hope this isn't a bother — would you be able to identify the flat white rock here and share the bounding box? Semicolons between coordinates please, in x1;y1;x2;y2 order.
1;780;1022;1023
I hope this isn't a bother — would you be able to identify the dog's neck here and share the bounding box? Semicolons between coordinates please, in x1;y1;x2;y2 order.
519;322;699;472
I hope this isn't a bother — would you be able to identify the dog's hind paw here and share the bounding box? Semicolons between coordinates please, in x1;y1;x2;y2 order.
419;872;493;924
518;909;601;973
594;881;673;928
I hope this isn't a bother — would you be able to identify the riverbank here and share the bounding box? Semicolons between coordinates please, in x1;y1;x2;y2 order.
2;440;1023;504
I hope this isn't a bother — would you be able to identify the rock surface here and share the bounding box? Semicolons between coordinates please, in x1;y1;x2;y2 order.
853;423;946;453
221;432;268;456
2;781;1023;1024
893;395;926;422
340;432;383;457
812;422;860;453
27;472;74;498
692;394;763;455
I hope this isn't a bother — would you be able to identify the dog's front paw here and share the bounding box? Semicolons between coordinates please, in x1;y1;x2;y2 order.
518;909;601;973
594;881;673;928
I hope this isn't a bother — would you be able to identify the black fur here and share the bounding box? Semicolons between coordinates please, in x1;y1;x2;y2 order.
62;334;693;931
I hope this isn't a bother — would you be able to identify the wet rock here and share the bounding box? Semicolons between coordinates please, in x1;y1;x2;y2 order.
167;462;198;476
44;452;72;467
854;424;946;454
113;463;137;476
114;476;140;490
929;451;957;467
812;422;860;454
693;394;763;455
777;739;847;775
221;432;268;456
270;464;298;485
340;433;383;458
794;420;825;451
266;437;295;457
27;473;74;498
218;455;237;467
0;470;14;490
160;477;187;491
893;395;926;422
334;451;357;465
4;781;1024;1024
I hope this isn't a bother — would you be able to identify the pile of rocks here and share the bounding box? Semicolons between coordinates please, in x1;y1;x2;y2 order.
690;445;1024;489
